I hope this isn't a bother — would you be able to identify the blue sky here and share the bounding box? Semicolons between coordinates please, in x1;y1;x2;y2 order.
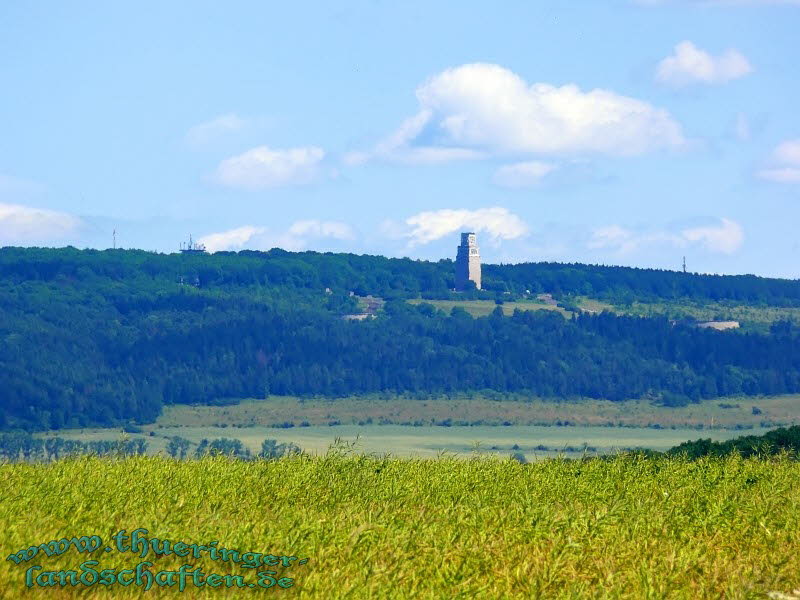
1;0;799;276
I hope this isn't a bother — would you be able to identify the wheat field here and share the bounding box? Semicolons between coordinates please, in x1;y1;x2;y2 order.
3;450;800;599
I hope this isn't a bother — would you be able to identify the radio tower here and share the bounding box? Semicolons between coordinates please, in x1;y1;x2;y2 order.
113;228;117;250
682;256;686;273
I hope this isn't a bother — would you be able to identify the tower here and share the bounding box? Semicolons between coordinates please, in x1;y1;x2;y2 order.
179;234;207;254
455;232;481;290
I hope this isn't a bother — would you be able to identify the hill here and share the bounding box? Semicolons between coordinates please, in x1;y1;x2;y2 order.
2;246;800;432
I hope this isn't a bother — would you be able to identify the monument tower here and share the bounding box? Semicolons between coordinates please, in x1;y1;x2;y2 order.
455;232;481;290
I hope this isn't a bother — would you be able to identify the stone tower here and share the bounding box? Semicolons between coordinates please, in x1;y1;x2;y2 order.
455;232;481;290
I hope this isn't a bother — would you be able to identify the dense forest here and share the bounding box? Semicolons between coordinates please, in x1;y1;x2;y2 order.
666;425;800;458
3;245;800;304
2;246;800;432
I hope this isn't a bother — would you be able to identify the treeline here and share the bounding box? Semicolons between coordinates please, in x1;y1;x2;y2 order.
4;427;800;463
3;246;800;305
666;425;800;459
5;294;800;430
0;432;148;462
0;432;300;463
483;262;800;306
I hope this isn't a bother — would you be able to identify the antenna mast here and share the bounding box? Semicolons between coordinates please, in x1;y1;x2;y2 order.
682;256;686;274
113;228;116;250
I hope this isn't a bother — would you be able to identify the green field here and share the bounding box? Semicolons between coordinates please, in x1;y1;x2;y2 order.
151;394;800;429
408;298;571;318
408;296;800;333
582;297;800;333
34;423;775;462
31;393;800;461
4;453;800;598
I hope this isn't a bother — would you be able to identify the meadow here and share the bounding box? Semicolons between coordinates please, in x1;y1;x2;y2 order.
591;298;800;334
408;296;800;334
33;423;773;461
3;452;800;599
31;393;800;461
408;298;571;318
150;394;800;430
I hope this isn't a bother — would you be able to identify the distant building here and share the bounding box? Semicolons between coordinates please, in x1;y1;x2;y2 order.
696;320;740;331
455;232;481;290
180;234;207;254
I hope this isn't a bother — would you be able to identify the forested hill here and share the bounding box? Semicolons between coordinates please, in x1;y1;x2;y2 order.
2;246;800;305
2;246;800;432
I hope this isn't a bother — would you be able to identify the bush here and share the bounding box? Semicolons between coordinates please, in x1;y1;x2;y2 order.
259;439;302;459
660;392;693;407
510;452;528;464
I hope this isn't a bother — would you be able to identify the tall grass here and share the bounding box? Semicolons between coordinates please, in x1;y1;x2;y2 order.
3;451;800;598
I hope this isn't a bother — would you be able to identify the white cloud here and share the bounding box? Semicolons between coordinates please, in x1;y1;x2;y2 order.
397;207;529;247
287;220;355;240
186;113;247;146
198;225;266;253
213;145;325;189
493;161;557;188
341;151;371;167
588;218;743;255
656;41;753;86
587;225;641;254
682;218;744;253
757;167;800;183
757;138;800;183
353;63;684;164
773;139;800;165
0;202;83;244
199;220;355;253
351;109;486;165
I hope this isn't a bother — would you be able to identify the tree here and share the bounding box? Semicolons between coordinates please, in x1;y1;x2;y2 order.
259;439;301;459
166;436;192;459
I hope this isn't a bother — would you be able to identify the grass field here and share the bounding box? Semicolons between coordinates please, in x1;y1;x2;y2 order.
151;394;800;429
584;297;800;334
31;394;800;461
33;423;775;461
407;296;800;334
408;298;571;318
153;424;774;458
4;453;800;598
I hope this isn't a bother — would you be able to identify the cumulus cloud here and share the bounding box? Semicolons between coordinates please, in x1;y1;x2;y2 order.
388;207;529;247
353;63;684;165
347;109;486;166
588;218;743;255
213;145;326;189
587;225;644;254
656;41;753;86
757;168;800;183
287;220;355;240
773;139;800;164
493;161;557;188
186;113;247;146
199;220;355;253
198;225;266;253
682;218;744;253
0;202;83;245
757;138;800;183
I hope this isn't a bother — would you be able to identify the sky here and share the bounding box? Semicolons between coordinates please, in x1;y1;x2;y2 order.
1;0;799;277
